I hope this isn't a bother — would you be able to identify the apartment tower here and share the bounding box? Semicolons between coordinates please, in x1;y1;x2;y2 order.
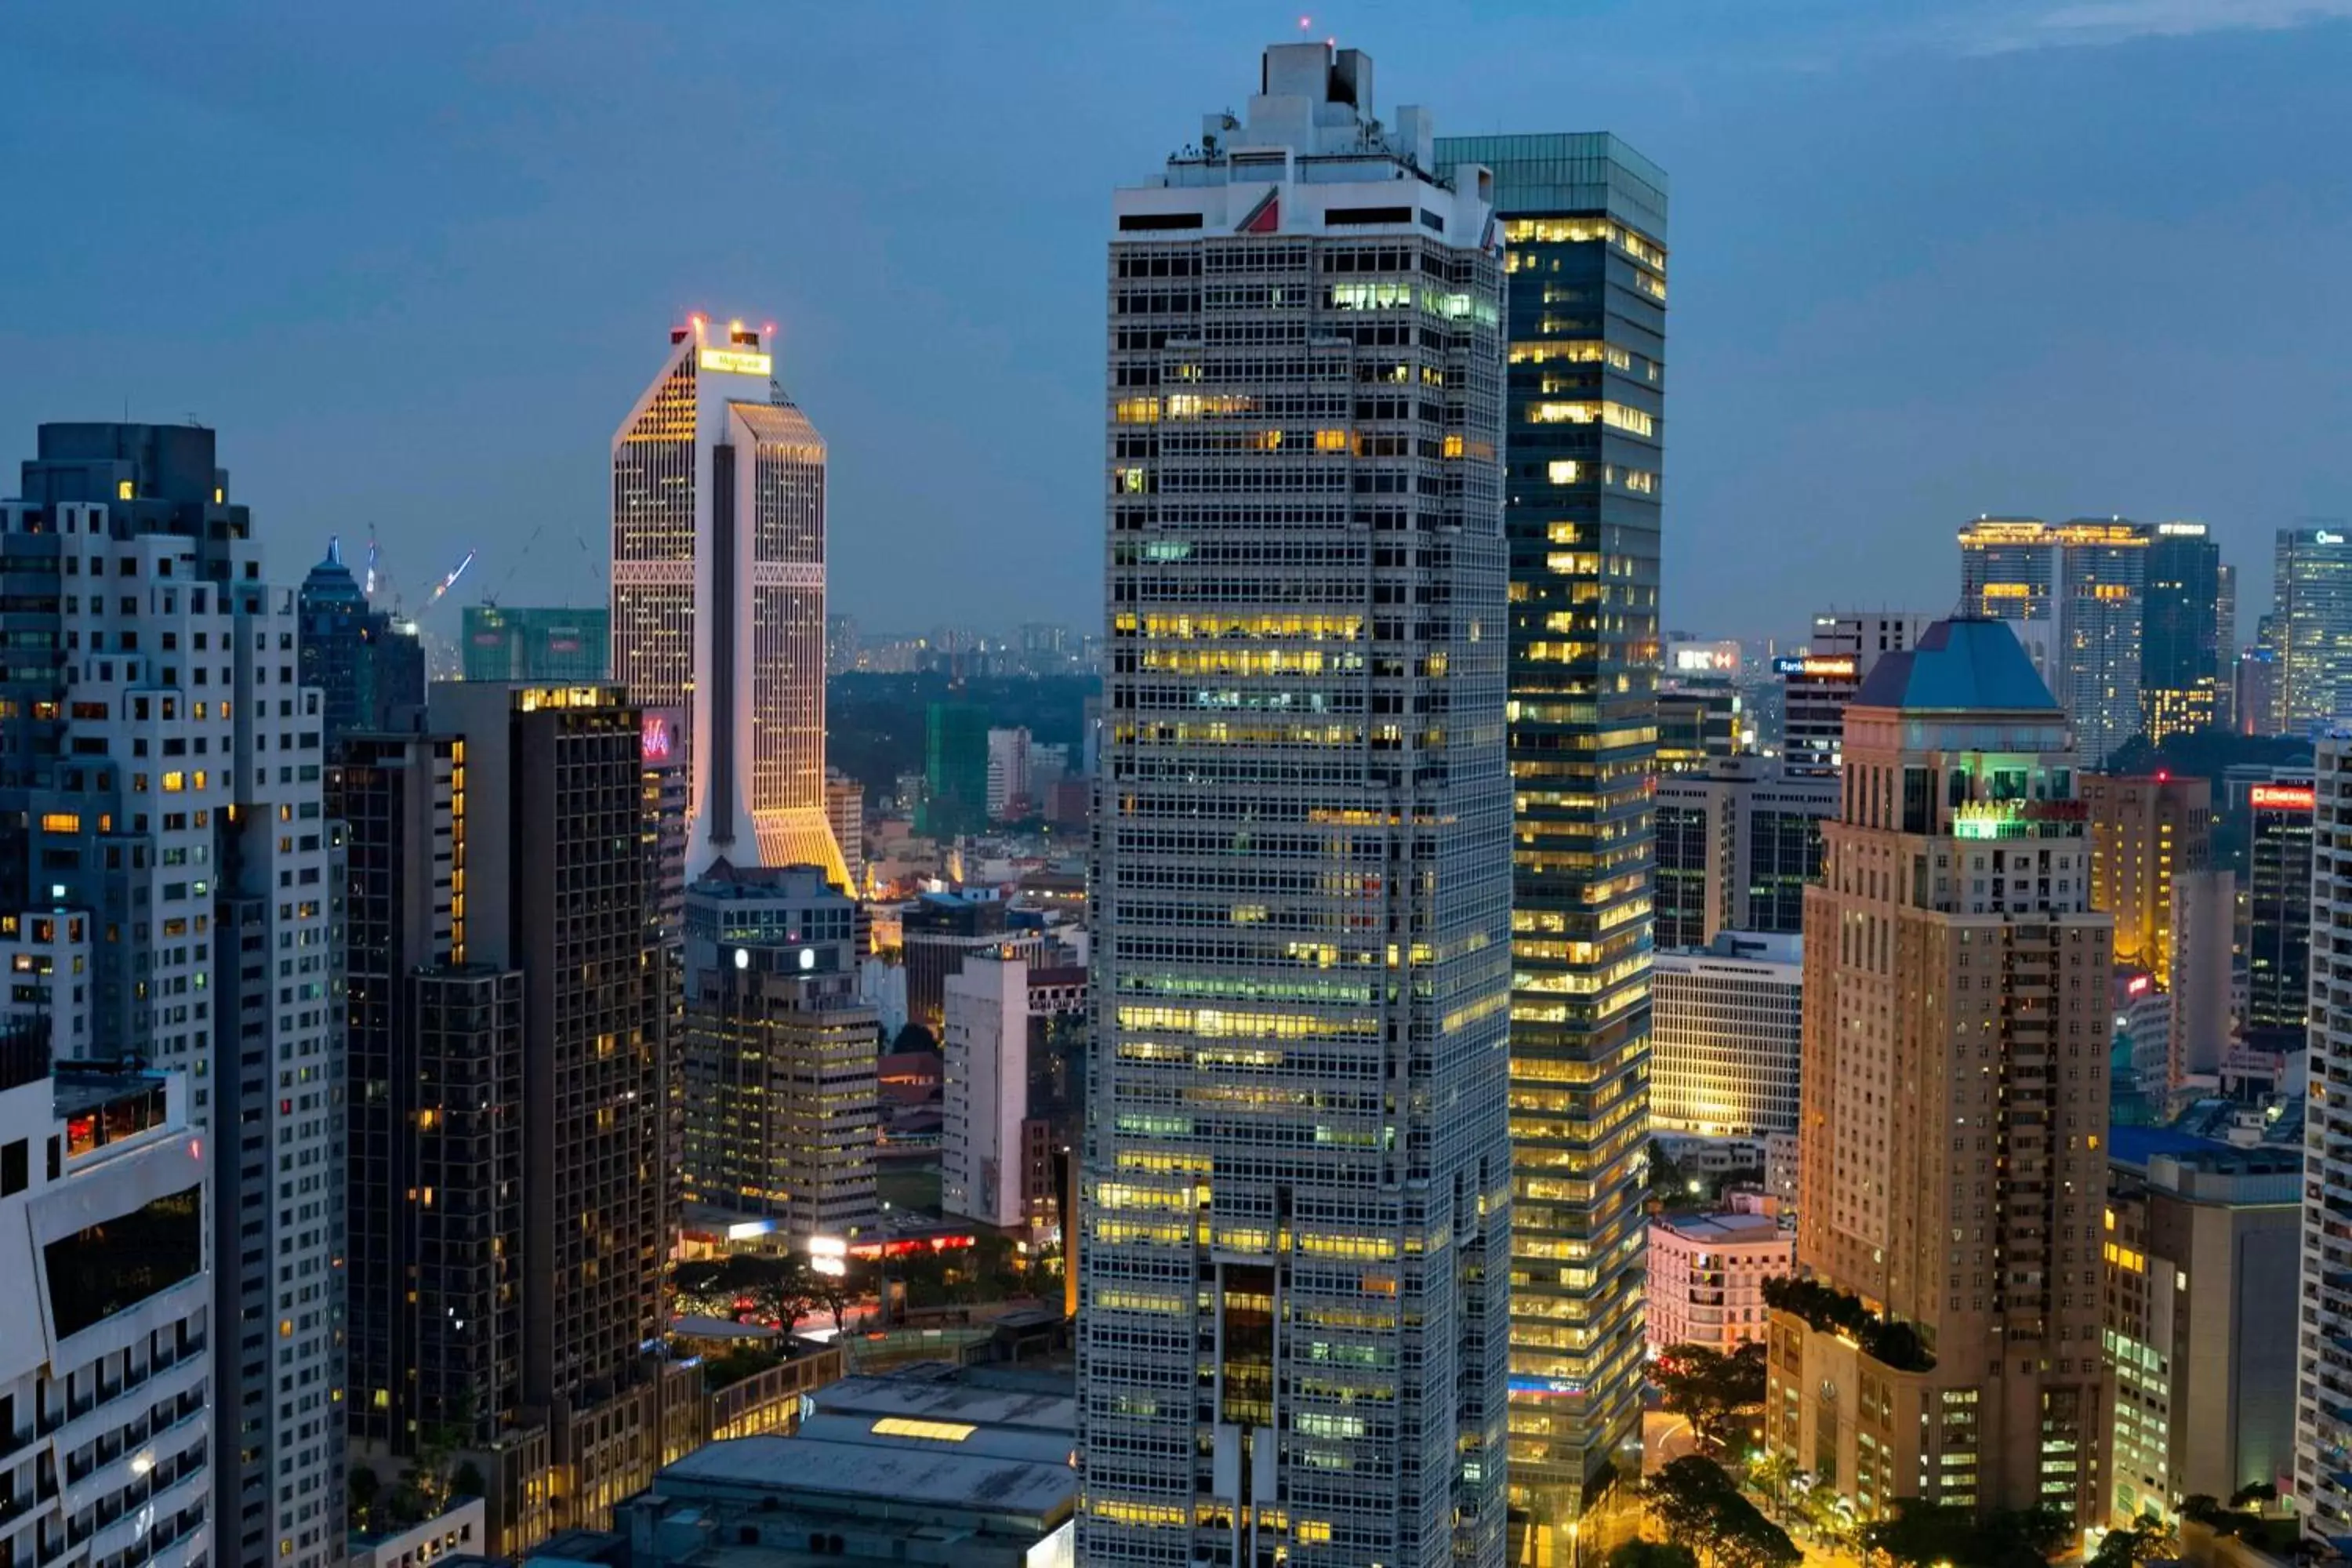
0;1045;215;1567
2083;772;2212;986
1086;43;1514;1566
1430;126;1668;1541
336;684;673;1550
0;423;343;1568
2296;735;2352;1547
1767;618;2113;1526
610;318;844;884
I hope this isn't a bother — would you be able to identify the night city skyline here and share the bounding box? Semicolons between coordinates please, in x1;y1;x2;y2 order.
5;2;2351;641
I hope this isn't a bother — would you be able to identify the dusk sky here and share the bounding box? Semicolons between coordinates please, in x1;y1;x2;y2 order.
3;1;2348;646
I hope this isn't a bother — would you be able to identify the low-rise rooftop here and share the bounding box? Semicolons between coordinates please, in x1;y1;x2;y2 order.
1653;1211;1786;1247
659;1434;1071;1523
809;1372;1075;1434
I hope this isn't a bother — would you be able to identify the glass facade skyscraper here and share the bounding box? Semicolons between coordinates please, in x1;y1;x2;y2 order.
917;700;989;840
611;319;844;884
299;537;425;745
2270;524;2352;731
1432;131;1666;1541
1958;517;2150;765
1083;44;1513;1567
2140;521;2223;742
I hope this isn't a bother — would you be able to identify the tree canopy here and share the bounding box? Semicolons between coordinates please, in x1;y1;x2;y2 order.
2089;1514;2172;1568
1862;1497;2071;1568
1609;1543;1700;1568
1653;1342;1767;1454
1760;1276;1935;1372
1645;1457;1802;1568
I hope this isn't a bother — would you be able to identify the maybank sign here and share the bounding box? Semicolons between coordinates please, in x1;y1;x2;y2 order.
698;347;773;376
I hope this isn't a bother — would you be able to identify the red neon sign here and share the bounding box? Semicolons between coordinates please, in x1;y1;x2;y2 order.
2252;785;2316;811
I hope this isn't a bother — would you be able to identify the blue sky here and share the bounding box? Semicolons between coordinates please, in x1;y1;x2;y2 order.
2;0;2347;644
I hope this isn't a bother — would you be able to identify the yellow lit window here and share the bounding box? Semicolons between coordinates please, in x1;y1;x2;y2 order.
1313;430;1348;452
39;813;79;833
162;771;185;793
116;481;133;501
870;1417;977;1443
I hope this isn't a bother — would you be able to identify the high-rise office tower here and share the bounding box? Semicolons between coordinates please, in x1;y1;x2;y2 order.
1780;612;1939;779
679;864;878;1245
1650;930;1802;1138
1655;754;1835;949
1960;517;2151;764
611;318;844;884
1958;516;2063;622
2244;776;2314;1055
1767;619;2113;1525
2;1043;215;1565
461;604;611;682
2084;772;2212;985
0;423;344;1568
1657;682;1738;771
1087;44;1514;1566
900;893;1044;1036
918;701;988;840
1430;125;1666;1541
300;537;425;745
2140;521;2223;742
2270;524;2352;730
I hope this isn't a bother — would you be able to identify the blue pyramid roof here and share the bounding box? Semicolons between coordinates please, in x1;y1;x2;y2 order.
1851;617;2059;713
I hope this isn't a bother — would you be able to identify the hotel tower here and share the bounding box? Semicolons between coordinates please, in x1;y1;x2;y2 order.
1766;618;2113;1526
611;318;846;884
